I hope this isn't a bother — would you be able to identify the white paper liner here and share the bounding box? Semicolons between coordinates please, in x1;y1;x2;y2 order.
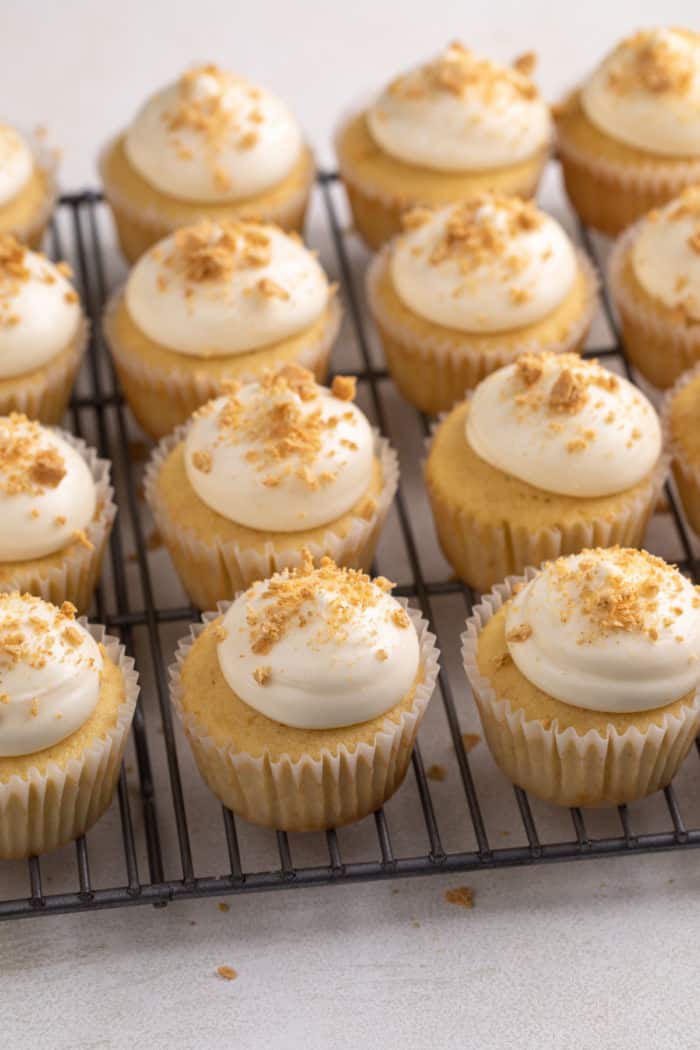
0;625;139;859
169;600;439;831
0;316;89;425
660;361;700;538
145;421;399;607
3;131;59;248
0;428;116;611
461;568;700;807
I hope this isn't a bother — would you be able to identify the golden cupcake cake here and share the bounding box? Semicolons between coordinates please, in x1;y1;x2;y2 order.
102;220;341;439
100;63;315;261
0;235;87;423
661;362;700;538
426;352;666;592
610;187;700;389
0;592;138;859
336;42;552;249
555;28;700;235
145;364;398;609
463;547;700;807
367;195;597;414
169;555;439;831
0;414;116;611
0;123;57;248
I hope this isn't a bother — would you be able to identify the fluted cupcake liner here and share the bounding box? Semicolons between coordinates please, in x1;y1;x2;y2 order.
169;601;439;831
660;362;700;538
0;317;88;425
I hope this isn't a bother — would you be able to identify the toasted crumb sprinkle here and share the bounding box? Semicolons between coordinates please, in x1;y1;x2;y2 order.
461;732;482;752
159;220;274;285
216;965;238;981
214;625;228;643
549;368;586;413
445;885;475;909
375;648;389;661
426;763;446;781
608;30;696;96
0;414;67;496
257;276;290;300
506;624;532;643
388;41;539;103
0;593;92;677
252;665;272;685
191;449;213;474
72;529;93;551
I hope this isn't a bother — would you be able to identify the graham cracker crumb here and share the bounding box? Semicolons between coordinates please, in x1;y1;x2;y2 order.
330;375;357;402
461;732;481;752
426;763;446;781
549;368;587;413
257;276;290;300
252;665;272;685
506;624;532;643
216;965;238;981
445;885;475;909
191;449;213;473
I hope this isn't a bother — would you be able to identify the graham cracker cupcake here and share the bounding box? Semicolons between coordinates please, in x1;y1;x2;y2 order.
145;364;398;609
0;592;139;859
555;28;700;235
661;362;700;538
609;187;700;389
426;352;667;593
100;63;315;262
169;556;439;831
367;195;597;414
336;42;552;250
462;547;700;807
0;235;87;423
103;220;341;440
0;123;57;248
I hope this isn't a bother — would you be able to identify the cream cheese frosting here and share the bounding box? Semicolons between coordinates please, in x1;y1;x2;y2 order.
0;125;33;208
0;415;97;562
0;235;81;378
631;188;700;322
465;352;661;497
505;547;700;713
367;42;551;171
216;555;420;729
184;365;374;532
390;196;577;333
581;28;700;157
0;592;103;757
125;220;329;356
124;63;303;203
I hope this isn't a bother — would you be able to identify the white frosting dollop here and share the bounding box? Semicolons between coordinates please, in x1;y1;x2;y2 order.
581;29;700;157
0;125;33;207
0;593;103;757
367;42;551;171
391;198;577;333
466;353;661;497
0;416;97;561
217;563;420;729
505;548;700;713
124;64;303;202
631;189;700;321
184;368;374;531
125;221;328;356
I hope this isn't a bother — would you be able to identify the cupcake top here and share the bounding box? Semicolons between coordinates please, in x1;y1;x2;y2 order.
125;220;330;356
0;414;96;562
505;547;700;712
0;592;103;757
124;63;303;203
466;352;661;497
367;42;551;171
0;125;33;207
581;28;700;157
390;196;577;332
216;554;420;729
630;188;700;322
184;364;375;531
0;235;81;378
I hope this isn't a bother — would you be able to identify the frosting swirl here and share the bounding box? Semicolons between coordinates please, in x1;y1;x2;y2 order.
0;593;103;757
217;556;420;729
466;352;661;497
124;63;303;202
390;197;577;333
367;42;551;171
0;125;33;207
125;221;329;356
505;548;700;713
184;365;374;531
581;28;700;157
631;188;700;322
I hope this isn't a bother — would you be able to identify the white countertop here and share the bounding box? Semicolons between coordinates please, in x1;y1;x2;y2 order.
3;2;700;1048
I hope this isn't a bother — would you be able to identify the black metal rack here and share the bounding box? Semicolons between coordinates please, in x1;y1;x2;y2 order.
1;169;699;922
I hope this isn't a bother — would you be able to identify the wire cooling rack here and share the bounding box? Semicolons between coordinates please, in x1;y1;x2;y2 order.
2;168;700;922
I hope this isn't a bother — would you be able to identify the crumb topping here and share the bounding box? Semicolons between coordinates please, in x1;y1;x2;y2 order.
0;234;76;329
387;42;539;103
0;593;96;675
608;30;698;96
0;414;67;495
157;220;276;289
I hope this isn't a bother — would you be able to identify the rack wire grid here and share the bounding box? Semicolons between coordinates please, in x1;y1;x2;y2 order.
2;165;700;923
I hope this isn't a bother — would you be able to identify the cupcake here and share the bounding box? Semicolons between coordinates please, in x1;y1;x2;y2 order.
100;63;315;262
555;28;700;235
0;414;116;611
367;195;597;414
145;364;398;609
0;123;57;248
462;547;700;807
0;592;138;858
426;352;666;593
169;555;439;831
0;235;87;423
102;220;341;440
661;362;700;537
609;187;700;389
336;42;552;250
